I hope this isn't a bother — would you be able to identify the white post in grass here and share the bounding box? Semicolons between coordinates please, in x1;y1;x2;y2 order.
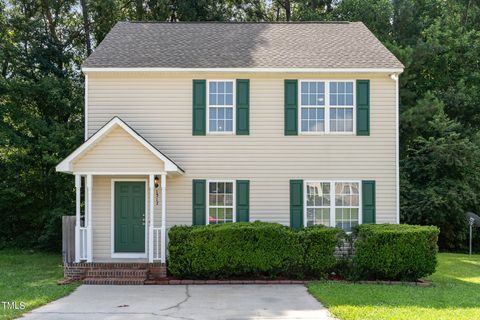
161;174;167;263
75;174;81;263
149;174;155;263
86;174;93;262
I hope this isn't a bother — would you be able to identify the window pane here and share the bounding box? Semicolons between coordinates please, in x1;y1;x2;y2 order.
338;82;345;93
209;94;216;105
301;120;308;132
210;108;217;119
346;82;353;93
307;208;314;227
226;94;233;105
225;208;233;221
218;82;224;92
209;82;216;93
301;94;308;105
225;120;232;132
346;94;353;106
226;108;233;119
330;94;337;106
225;81;233;93
225;182;233;194
330;82;337;93
218;94;224;105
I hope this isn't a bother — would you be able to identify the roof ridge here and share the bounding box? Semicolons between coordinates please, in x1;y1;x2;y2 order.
121;21;353;24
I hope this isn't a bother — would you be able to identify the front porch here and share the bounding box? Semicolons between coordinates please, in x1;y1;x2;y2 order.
73;174;168;264
56;117;184;265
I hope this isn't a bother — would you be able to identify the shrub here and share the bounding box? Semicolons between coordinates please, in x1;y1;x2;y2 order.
353;224;440;281
299;225;343;276
168;222;342;279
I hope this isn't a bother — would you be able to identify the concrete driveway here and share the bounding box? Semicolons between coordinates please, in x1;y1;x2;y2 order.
22;285;335;320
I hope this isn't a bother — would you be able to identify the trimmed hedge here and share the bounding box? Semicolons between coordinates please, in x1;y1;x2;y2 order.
353;224;440;281
168;222;342;279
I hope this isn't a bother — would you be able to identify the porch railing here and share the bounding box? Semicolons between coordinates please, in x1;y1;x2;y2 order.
78;227;88;261
153;227;162;261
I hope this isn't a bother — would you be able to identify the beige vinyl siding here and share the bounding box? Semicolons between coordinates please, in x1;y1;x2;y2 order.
72;126;165;173
87;72;397;229
92;175;162;262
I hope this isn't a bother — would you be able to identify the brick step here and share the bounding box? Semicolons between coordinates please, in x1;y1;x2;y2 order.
85;269;148;278
83;277;146;285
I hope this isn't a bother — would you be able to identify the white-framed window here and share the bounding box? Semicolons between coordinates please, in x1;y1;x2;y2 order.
208;80;234;133
207;181;235;224
305;181;360;232
299;80;355;134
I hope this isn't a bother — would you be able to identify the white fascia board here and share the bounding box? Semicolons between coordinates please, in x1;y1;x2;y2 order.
56;117;182;174
82;67;404;74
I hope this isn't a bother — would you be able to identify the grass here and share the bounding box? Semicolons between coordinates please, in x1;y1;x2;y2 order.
0;250;79;320
308;253;480;320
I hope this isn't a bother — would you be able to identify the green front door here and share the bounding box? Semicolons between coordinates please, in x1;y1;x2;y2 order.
114;181;146;253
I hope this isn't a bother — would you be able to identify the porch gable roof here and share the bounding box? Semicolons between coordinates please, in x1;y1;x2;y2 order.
56;117;184;174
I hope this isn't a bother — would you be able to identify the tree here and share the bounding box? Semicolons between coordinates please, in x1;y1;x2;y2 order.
401;112;480;250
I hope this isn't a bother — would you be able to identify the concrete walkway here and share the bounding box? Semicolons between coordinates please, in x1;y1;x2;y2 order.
22;285;336;320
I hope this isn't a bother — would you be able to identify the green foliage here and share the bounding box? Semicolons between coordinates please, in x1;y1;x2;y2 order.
168;222;342;279
400;114;480;249
1;0;480;253
353;224;440;281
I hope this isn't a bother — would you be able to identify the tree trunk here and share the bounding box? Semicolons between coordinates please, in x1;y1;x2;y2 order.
136;0;144;20
80;0;92;56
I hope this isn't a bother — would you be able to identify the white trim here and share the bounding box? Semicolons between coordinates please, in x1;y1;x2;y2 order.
206;79;236;135
56;117;181;173
84;74;88;141
75;175;81;262
73;171;166;175
206;180;236;225
148;174;154;262
298;80;356;135
86;174;93;262
160;174;166;263
83;67;404;74
110;179;148;259
391;73;400;224
303;180;362;230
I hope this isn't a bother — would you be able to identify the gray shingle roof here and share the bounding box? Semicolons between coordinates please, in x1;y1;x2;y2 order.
83;22;404;70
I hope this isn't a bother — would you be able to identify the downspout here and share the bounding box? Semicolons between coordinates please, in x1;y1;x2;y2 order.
390;73;400;224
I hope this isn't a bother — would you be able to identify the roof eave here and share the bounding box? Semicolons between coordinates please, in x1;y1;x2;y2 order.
82;67;404;74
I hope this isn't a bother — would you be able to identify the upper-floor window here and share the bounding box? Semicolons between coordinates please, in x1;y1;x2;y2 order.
208;80;234;133
300;81;355;134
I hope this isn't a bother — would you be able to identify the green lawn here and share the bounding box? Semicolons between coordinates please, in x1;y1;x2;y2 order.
0;250;79;320
308;253;480;320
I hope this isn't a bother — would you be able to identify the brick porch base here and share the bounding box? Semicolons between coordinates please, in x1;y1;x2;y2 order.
64;262;167;285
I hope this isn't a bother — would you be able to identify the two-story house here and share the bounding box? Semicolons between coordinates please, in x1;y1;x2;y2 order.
57;22;403;271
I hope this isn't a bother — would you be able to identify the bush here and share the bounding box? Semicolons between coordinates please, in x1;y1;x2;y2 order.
299;225;343;276
168;222;342;279
353;224;440;281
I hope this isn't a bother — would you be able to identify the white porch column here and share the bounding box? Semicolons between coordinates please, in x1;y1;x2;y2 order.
160;174;166;263
74;175;81;263
148;174;155;263
86;174;93;262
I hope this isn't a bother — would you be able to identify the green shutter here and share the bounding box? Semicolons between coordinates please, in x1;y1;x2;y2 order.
192;80;206;136
192;179;206;225
236;79;250;135
290;179;303;229
236;180;249;222
356;80;370;136
362;180;376;224
284;80;298;135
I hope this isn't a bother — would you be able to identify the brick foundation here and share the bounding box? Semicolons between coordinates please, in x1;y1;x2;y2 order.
64;262;167;285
